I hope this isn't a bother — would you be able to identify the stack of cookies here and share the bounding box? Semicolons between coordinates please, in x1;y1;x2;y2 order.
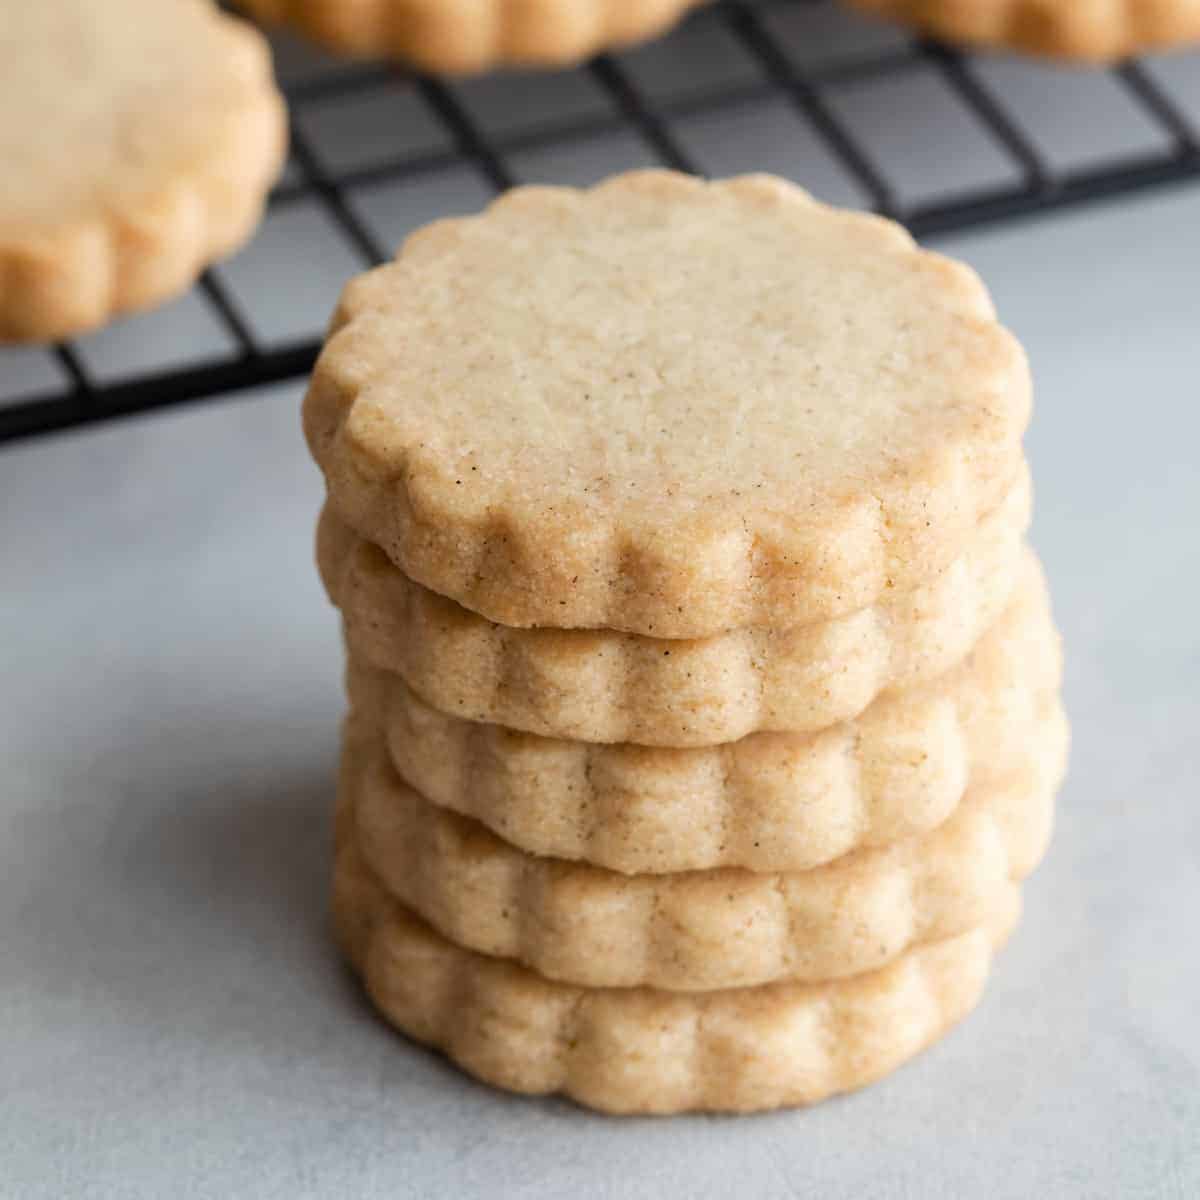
305;170;1068;1115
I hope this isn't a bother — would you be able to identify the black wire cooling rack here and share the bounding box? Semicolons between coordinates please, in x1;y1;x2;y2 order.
3;0;1199;443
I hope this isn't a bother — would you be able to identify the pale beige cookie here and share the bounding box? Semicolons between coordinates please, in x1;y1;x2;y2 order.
850;0;1200;61
236;0;705;74
323;473;1030;747
334;842;1022;1114
0;0;286;343
304;171;1030;640
344;705;1067;990
347;561;1063;873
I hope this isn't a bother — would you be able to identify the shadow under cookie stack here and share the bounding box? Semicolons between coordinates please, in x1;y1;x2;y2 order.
305;170;1068;1116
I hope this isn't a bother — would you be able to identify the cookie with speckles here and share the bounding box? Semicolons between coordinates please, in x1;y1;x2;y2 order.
304;170;1031;640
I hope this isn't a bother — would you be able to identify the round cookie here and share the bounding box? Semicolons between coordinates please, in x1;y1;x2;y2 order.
347;559;1063;874
324;473;1031;747
0;0;286;343
849;0;1200;61
343;704;1068;990
304;171;1031;640
334;842;1022;1115
234;0;705;74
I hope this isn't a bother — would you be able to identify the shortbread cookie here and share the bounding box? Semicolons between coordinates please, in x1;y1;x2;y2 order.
323;474;1030;747
850;0;1200;61
334;842;1021;1114
344;707;1067;990
304;171;1030;639
347;562;1062;873
0;0;286;343
235;0;704;73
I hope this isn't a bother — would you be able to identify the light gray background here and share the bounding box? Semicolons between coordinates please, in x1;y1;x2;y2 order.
2;7;1199;1197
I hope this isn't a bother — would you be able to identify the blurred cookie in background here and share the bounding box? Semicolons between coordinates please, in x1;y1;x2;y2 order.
0;0;286;343
849;0;1200;62
233;0;707;74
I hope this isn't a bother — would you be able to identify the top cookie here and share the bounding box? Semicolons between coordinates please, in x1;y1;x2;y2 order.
0;0;286;343
850;0;1200;61
305;171;1030;639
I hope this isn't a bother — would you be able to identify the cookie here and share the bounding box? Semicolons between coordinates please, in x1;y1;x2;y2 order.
346;560;1062;874
323;473;1030;747
334;842;1021;1114
0;0;286;344
343;704;1067;990
850;0;1200;61
235;0;704;73
304;171;1030;639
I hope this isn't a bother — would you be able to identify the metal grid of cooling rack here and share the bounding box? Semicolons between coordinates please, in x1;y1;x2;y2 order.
3;0;1199;443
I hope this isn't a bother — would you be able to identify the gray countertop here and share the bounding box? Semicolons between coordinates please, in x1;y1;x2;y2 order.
3;180;1199;1200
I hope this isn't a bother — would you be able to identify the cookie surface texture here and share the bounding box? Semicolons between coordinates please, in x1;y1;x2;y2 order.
0;0;286;343
304;171;1031;639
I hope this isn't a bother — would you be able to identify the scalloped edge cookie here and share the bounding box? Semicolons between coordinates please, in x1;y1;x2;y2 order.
304;170;1031;639
343;704;1067;990
323;472;1030;747
235;0;705;73
346;560;1062;873
334;842;1021;1114
850;0;1200;62
0;1;287;344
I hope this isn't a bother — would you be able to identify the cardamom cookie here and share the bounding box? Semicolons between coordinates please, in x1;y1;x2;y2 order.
235;0;705;73
346;559;1062;873
343;705;1067;990
323;472;1030;747
0;0;286;343
850;0;1200;61
304;171;1030;639
334;841;1021;1114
